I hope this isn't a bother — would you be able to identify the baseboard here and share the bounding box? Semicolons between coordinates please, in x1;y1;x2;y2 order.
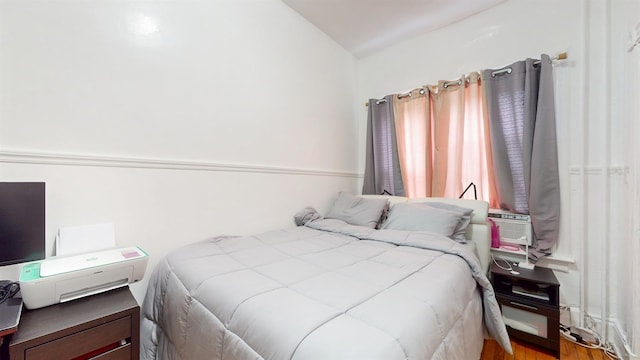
584;313;639;360
610;321;640;360
569;312;639;360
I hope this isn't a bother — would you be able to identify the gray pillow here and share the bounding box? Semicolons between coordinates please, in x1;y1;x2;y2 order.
325;192;388;229
426;202;474;242
380;202;464;238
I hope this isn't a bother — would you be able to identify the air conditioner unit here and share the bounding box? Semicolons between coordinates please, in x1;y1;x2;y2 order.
488;209;533;246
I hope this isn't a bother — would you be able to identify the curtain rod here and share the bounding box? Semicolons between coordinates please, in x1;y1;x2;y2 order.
490;52;568;77
365;52;568;107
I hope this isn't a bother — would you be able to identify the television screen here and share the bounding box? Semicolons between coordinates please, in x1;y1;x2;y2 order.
0;182;46;266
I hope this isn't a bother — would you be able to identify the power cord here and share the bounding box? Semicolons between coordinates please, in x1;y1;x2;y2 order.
0;281;20;305
559;311;619;359
491;255;514;271
583;312;619;360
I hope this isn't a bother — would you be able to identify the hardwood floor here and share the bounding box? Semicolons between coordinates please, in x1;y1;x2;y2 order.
481;336;612;359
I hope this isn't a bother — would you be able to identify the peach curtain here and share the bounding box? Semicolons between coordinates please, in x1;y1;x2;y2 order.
431;76;465;197
369;73;499;207
392;88;431;198
430;73;499;206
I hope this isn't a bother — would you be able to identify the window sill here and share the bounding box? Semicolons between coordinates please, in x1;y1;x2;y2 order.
490;247;575;272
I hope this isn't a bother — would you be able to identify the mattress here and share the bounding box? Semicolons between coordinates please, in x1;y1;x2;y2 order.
141;218;511;359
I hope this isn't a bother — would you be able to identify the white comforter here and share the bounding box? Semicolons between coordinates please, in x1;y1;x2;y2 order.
141;219;511;360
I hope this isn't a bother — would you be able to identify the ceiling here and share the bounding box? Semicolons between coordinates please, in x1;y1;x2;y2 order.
282;0;506;58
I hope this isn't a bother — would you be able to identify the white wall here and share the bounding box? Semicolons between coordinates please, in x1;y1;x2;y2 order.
612;1;640;356
357;0;582;301
2;0;637;354
0;0;360;302
355;0;638;354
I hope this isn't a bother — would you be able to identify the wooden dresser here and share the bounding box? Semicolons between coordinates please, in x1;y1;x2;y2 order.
8;287;139;360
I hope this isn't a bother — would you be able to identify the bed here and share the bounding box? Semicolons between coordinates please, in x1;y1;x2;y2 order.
141;193;511;359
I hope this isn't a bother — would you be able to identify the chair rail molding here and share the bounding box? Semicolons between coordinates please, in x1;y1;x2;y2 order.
0;149;362;178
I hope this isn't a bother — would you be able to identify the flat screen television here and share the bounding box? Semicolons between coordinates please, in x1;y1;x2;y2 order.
0;182;46;266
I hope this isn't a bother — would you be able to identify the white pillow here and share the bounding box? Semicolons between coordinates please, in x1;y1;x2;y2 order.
380;202;464;238
360;194;408;205
426;202;474;242
326;192;388;229
360;194;408;228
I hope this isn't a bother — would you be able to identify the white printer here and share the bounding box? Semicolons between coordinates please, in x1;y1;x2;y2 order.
19;246;148;309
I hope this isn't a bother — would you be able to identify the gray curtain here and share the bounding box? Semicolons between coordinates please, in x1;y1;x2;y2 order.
362;95;405;196
483;54;560;260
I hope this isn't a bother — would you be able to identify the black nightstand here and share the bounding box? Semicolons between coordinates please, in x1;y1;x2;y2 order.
8;287;139;360
491;262;560;358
